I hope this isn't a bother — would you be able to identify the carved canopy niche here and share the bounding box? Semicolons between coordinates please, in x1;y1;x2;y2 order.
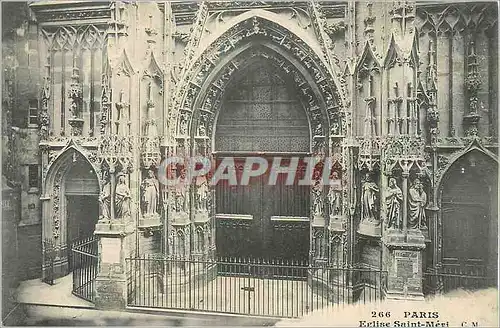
170;14;346;145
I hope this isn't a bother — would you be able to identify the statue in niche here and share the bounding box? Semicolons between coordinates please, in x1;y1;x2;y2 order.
179;112;189;135
361;173;379;224
175;184;189;214
314;232;325;258
330;121;340;136
328;171;341;218
386;177;403;229
408;178;427;229
315;123;323;136
195;177;209;213
141;169;159;217
312;182;324;217
99;178;112;221
115;173;131;220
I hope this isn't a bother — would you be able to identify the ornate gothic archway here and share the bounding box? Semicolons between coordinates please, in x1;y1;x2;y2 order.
41;144;100;279
166;14;349;263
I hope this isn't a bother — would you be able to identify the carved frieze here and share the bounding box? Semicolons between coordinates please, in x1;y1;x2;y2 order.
41;25;105;51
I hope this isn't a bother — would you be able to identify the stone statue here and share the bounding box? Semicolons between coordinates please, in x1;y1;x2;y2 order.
198;120;206;137
312;183;324;217
175;186;187;213
115;174;131;220
408;178;427;229
361;174;379;224
328;172;341;218
386;177;403;229
196;177;209;212
141;169;159;217
99;178;112;221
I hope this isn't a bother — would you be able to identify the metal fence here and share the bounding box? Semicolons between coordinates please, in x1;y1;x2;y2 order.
126;256;387;318
423;272;497;295
71;236;99;302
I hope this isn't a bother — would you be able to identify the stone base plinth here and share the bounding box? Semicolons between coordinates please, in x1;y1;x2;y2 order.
385;289;424;301
384;232;426;301
94;275;127;310
307;268;354;303
194;212;210;222
138;214;162;228
162;262;217;294
329;219;345;231
95;222;134;235
94;225;134;310
357;221;381;237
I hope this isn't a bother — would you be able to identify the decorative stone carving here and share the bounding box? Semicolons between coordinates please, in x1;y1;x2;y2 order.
41;25;105;52
386;177;403;230
68;61;84;136
98;135;134;171
361;173;379;224
195;177;209;213
115;173;131;221
115;90;129;136
39;58;51;140
99;177;112;221
463;41;481;137
312;181;324;218
408;178;427;229
170;15;343;139
52;171;64;239
175;186;189;214
141;169;159;218
328;172;341;219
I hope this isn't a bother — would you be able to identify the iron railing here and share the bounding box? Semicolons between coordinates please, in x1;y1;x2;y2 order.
423;272;497;295
71;236;99;302
126;256;387;318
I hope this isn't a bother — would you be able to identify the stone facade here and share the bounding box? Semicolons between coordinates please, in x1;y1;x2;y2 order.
2;1;498;305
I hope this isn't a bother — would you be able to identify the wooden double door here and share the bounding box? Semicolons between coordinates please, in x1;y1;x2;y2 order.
215;156;310;261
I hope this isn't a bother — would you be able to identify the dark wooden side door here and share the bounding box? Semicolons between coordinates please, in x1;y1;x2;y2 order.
441;171;490;276
215;156;309;261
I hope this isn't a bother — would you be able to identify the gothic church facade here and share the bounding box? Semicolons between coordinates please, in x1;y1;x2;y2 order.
2;1;498;302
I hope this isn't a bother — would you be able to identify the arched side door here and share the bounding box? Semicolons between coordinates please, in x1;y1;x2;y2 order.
440;151;498;279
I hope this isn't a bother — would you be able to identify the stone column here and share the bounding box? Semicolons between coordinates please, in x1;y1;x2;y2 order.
94;222;134;310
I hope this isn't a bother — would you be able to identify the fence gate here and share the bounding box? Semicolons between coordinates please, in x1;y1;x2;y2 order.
71;236;99;302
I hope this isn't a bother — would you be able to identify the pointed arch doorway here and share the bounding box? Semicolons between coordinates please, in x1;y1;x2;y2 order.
439;150;498;283
42;147;100;281
214;59;311;262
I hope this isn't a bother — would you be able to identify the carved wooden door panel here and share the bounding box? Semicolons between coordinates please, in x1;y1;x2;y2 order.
441;171;490;276
215;158;265;258
213;60;311;261
215;157;310;260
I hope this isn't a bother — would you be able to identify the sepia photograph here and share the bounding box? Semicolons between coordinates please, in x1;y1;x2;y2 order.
1;0;498;326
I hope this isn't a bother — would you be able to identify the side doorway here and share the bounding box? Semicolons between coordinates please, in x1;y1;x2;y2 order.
439;150;498;288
